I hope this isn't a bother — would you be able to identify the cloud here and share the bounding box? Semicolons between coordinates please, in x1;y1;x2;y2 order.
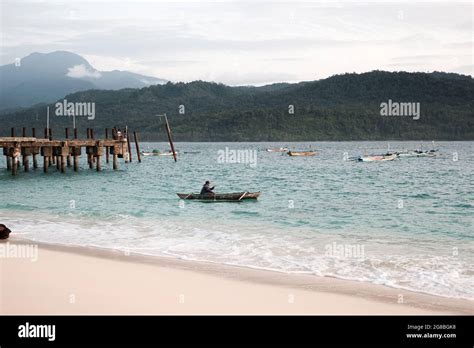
66;64;102;79
1;1;472;84
452;65;474;76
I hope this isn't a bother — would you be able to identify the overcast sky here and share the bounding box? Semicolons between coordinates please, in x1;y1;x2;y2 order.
1;0;472;85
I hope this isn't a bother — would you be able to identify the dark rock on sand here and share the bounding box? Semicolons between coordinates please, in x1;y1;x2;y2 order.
0;224;11;239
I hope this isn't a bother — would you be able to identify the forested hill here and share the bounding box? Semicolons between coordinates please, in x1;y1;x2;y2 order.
1;71;473;141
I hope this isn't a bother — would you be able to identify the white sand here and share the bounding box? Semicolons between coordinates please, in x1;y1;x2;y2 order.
1;240;472;314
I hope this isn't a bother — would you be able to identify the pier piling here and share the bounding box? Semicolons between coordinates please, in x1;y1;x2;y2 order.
65;128;71;167
32;128;38;169
134;131;141;163
127;132;132;163
6;155;11;170
43;155;49;173
105;128;110;164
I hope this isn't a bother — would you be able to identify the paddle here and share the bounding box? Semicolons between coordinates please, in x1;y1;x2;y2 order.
238;192;248;201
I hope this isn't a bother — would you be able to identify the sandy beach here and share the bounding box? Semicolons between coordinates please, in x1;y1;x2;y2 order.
1;239;471;315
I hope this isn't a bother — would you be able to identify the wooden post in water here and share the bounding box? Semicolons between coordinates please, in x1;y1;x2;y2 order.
6;154;11;170
73;128;79;172
5;129;12;170
134;131;141;163
61;153;66;173
55;133;60;170
43;128;49;173
65;128;71;167
111;128;118;170
113;145;118;170
126;131;132;162
49;128;56;165
59;142;67;173
90;128;96;165
43;155;49;173
105;128;110;164
86;128;93;169
73;153;79;171
164;115;177;162
42;145;52;173
11;157;17;175
32;128;38;169
22;127;29;171
72;146;80;172
95;141;102;172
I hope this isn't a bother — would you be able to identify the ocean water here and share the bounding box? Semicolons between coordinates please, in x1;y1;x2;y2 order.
1;141;473;300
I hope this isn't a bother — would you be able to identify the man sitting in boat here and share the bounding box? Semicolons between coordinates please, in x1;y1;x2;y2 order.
200;181;215;195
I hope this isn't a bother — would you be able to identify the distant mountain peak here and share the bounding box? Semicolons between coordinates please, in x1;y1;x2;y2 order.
20;50;94;72
0;51;167;110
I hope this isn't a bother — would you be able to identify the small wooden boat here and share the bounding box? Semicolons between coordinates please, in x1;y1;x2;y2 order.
266;147;288;152
358;154;397;162
288;151;317;156
177;191;261;202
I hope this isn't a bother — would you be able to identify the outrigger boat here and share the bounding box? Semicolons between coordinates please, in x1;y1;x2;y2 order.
177;191;261;202
266;147;289;152
395;149;441;158
288;151;317;156
394;141;441;158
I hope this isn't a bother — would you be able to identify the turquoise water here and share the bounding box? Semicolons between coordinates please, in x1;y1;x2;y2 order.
1;141;473;299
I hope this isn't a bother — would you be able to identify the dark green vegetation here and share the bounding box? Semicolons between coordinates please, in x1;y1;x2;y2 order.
1;71;473;141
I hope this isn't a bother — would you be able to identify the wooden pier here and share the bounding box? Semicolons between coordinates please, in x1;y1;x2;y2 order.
1;127;141;175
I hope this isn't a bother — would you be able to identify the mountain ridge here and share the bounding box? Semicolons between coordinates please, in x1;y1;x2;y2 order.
1;70;472;141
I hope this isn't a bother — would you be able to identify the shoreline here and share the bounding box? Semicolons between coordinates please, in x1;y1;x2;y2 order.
1;238;472;315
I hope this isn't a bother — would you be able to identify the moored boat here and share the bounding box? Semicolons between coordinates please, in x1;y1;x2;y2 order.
288;151;317;156
358;153;397;162
177;191;261;201
266;147;288;152
395;149;441;158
